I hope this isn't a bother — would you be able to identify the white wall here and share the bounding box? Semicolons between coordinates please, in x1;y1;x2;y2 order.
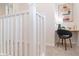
0;4;6;16
13;3;29;14
73;3;79;45
73;4;79;30
36;3;56;46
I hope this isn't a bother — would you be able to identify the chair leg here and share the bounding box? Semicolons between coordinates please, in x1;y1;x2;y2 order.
69;38;72;48
64;39;67;50
62;39;63;45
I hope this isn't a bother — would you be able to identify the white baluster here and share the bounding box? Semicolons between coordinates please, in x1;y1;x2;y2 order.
8;17;11;55
1;18;4;55
0;19;2;54
10;16;14;55
15;15;20;56
3;18;6;55
19;15;23;56
36;15;39;56
41;17;45;56
40;17;42;55
7;17;10;55
4;18;8;55
38;16;41;55
22;14;24;56
13;16;16;56
36;15;40;56
44;16;46;56
23;14;28;56
36;16;38;55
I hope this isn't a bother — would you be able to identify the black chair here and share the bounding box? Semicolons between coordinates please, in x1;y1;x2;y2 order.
57;29;72;50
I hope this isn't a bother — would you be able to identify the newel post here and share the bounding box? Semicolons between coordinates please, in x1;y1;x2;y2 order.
28;3;37;56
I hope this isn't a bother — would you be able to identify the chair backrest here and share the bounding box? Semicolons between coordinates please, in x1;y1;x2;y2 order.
57;29;72;38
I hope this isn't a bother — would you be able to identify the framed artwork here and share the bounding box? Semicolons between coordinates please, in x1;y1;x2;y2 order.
58;3;73;22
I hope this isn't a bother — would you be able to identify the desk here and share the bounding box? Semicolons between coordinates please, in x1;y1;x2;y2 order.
69;30;79;32
69;30;79;46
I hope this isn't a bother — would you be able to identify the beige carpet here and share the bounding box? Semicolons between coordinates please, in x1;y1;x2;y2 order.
46;44;79;56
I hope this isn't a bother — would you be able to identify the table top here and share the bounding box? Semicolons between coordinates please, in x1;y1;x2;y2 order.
69;30;79;32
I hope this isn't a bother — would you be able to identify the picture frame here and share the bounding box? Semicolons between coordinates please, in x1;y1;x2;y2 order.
58;3;73;22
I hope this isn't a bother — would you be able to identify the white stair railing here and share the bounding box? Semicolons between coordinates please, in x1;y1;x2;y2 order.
0;11;46;56
36;12;46;56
